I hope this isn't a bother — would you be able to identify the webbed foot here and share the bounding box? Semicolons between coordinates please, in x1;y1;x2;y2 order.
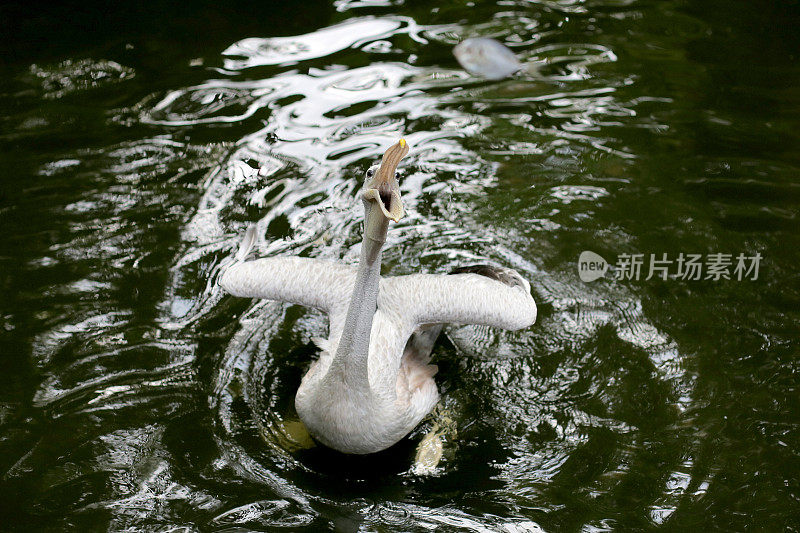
411;405;457;475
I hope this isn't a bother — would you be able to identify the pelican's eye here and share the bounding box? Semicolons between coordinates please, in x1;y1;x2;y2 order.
395;171;401;180
366;168;374;178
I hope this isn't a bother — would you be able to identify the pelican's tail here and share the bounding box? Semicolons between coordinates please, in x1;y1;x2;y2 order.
401;324;442;393
402;323;443;387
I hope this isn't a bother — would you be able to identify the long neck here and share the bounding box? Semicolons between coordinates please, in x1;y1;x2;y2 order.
325;204;388;393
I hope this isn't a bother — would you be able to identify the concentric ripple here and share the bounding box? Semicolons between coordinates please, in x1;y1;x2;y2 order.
149;10;696;531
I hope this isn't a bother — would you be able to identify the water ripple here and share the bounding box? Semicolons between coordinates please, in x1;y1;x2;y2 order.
28;59;135;99
3;1;731;530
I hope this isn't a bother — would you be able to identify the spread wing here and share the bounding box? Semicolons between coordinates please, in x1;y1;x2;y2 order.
380;270;537;330
219;257;356;315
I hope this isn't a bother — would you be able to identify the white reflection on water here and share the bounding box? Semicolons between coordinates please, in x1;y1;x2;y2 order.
222;17;407;69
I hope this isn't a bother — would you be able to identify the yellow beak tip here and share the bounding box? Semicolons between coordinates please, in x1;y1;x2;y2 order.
399;138;407;148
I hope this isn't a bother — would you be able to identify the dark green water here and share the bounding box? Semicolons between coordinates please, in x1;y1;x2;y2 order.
2;0;799;530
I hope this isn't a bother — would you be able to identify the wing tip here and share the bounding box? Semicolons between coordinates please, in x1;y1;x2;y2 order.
524;299;538;327
450;264;529;291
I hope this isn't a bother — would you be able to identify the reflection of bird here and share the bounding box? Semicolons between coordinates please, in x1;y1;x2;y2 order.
220;139;537;454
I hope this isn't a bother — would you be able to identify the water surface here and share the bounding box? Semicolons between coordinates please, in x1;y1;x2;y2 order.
1;0;799;530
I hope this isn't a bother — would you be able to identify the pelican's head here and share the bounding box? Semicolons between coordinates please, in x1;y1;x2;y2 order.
362;139;409;223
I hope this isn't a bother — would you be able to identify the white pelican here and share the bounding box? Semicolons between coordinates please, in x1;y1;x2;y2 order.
219;139;537;454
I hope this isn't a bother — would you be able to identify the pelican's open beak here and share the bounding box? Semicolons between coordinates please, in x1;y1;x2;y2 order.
364;139;408;222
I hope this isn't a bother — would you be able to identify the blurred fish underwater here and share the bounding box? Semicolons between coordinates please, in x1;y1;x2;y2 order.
454;37;523;79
